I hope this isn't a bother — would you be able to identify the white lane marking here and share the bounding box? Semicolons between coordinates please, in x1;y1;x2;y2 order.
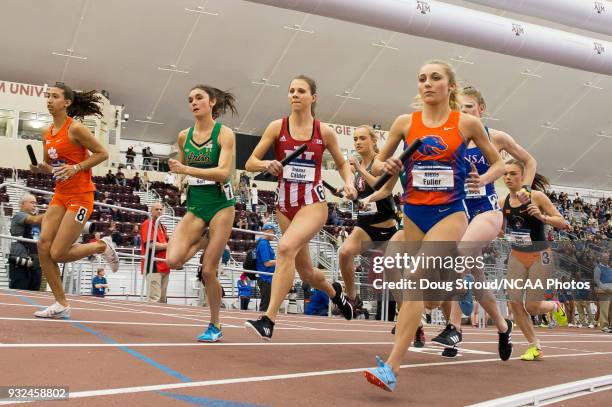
0;317;238;328
1;352;610;405
0;342;494;354
466;374;612;407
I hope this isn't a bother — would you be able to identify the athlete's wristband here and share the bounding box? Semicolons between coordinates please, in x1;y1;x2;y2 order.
73;164;82;172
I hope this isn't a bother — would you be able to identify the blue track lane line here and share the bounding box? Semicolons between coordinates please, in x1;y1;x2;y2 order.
8;290;193;383
158;392;268;407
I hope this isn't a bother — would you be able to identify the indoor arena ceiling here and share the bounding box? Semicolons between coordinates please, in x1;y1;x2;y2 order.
2;0;612;190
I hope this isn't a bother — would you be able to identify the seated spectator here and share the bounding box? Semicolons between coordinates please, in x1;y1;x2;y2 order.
109;222;123;246
132;172;143;191
248;212;260;232
116;169;127;186
91;268;108;297
327;205;344;226
105;169;115;184
305;289;329;316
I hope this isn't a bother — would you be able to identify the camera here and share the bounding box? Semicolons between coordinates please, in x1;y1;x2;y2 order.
8;256;33;268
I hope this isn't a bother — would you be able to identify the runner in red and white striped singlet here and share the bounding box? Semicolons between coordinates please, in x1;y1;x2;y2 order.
244;75;357;341
274;116;326;220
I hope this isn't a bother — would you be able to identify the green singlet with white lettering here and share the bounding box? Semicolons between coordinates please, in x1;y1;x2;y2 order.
183;122;235;223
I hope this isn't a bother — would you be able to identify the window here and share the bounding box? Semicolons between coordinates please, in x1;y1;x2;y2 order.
18;111;52;141
0;109;14;138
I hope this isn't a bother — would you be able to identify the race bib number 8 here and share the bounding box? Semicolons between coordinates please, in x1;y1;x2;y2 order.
75;206;88;224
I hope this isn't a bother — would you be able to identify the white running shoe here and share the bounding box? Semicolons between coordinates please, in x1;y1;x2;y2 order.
101;236;120;272
588;324;595;329
34;302;71;319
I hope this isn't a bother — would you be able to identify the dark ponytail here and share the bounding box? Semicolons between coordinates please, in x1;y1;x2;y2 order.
532;173;550;192
54;82;103;120
507;159;550;192
190;85;238;119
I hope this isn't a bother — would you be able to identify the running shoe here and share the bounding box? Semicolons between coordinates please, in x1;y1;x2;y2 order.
551;301;568;327
548;319;557;329
441;346;458;358
331;282;353;320
458;274;475;316
602;326;611;333
431;323;462;347
197;323;222;342
588;323;595;329
363;356;397;392
498;319;513;361
414;325;426;348
100;236;120;273
34;302;71;319
391;325;396;335
520;346;543;361
245;315;274;341
538;323;548;328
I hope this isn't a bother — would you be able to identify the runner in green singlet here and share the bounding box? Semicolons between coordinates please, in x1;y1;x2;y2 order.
167;84;238;342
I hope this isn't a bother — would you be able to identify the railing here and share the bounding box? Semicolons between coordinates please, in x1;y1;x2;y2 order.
0;181;156;294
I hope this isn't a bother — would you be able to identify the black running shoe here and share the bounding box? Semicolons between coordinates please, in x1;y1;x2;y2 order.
391;325;396;335
245;315;275;341
498;319;513;361
441;346;458;358
431;324;462;347
413;325;425;348
331;282;353;320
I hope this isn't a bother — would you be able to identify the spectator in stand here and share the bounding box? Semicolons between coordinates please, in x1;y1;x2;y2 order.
164;171;176;186
91;268;108;297
142;171;150;191
256;223;277;311
132;172;143;191
327;204;344;227
595;251;612;333
105;169;115;184
240;171;250;187
238;181;249;204
236;213;248;230
237;273;253;310
115;169;127;186
125;146;136;168
558;276;575;326
8;193;43;291
574;271;594;328
142;146;153;170
109;221;123;246
305;288;330;316
248;212;260;232
141;202;171;303
132;224;141;247
337;226;349;245
250;183;258;213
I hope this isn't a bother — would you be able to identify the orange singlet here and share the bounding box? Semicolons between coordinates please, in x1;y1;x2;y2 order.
44;116;95;222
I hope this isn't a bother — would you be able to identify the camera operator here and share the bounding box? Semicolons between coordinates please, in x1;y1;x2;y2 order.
8;193;44;290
